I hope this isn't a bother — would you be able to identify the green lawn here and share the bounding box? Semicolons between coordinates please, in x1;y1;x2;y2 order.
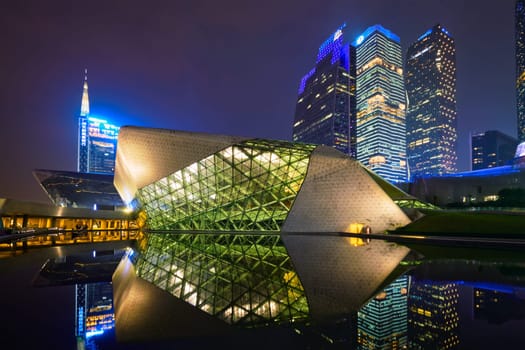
392;210;525;238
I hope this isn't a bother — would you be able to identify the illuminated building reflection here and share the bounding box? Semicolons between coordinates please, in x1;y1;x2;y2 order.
75;282;115;350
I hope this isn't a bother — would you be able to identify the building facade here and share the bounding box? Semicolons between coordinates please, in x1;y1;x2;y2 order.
405;24;458;180
112;126;412;340
408;278;460;349
357;275;409;349
409;142;525;207
77;70;120;174
517;0;525;142
293;23;357;157
471;130;518;170
354;25;407;183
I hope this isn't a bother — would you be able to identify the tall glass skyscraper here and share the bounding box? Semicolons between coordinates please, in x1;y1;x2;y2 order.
405;24;458;180
408;279;460;349
293;23;357;157
358;275;409;349
354;25;407;183
77;70;120;174
516;0;525;142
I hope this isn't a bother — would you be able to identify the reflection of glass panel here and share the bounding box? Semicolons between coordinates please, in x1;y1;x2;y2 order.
136;233;309;326
137;140;315;230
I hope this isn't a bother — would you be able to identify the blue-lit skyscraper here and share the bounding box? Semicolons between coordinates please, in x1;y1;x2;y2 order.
77;70;120;174
358;275;409;349
354;25;407;182
293;23;357;157
517;0;525;142
405;24;458;180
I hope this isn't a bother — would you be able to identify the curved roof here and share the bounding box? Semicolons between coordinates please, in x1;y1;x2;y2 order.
114;127;247;204
114;126;410;234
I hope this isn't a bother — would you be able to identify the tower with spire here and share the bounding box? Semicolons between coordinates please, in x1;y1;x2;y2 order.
80;68;90;117
78;68;90;172
77;69;120;174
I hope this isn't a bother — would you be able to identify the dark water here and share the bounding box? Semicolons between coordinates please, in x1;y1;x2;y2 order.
2;242;525;349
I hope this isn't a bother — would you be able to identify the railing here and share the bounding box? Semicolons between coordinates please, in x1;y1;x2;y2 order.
0;228;141;251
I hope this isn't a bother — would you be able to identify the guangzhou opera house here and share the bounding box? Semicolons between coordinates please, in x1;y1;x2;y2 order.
112;126;414;341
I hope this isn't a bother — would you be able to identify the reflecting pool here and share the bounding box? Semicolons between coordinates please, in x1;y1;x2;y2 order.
80;258;525;349
2;241;525;349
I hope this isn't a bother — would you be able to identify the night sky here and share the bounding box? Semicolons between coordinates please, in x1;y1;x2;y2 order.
0;0;517;203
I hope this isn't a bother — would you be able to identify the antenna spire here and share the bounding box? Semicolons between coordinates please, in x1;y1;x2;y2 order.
80;68;90;116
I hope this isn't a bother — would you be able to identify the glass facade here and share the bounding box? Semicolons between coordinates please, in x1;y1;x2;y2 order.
33;169;124;209
354;25;407;183
407;279;460;349
405;24;458;180
471;130;518;170
77;71;120;175
137;140;315;231
136;232;309;326
517;0;525;142
357;275;409;349
78;117;119;174
293;23;357;157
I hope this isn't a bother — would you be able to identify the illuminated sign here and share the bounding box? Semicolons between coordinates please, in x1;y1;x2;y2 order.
87;117;120;139
356;35;364;45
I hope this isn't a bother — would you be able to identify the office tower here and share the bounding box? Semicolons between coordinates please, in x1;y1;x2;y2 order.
405;24;458;180
517;0;525;142
471;130;518;170
354;25;407;182
408;279;460;349
78;69;90;173
357;275;409;349
293;23;357;157
77;70;120;174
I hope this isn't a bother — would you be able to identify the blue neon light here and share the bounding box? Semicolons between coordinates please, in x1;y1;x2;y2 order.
417;26;452;41
86;330;104;338
298;67;316;94
437;165;519;178
352;24;400;46
418;29;432;41
341;43;350;71
316;23;347;64
458;280;520;294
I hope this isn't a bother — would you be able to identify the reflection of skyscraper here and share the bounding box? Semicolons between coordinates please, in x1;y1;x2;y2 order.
517;0;525;142
75;282;115;350
75;284;87;339
408;279;460;349
354;25;407;183
405;24;457;179
85;282;115;337
474;287;525;324
293;23;357;157
77;69;120;174
358;275;409;349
